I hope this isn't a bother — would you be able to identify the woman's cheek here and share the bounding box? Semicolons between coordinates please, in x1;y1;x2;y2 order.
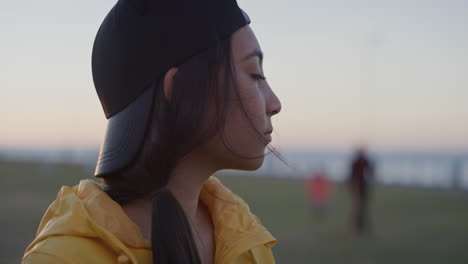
244;88;266;120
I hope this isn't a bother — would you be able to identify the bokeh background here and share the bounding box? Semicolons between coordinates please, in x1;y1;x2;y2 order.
1;0;468;263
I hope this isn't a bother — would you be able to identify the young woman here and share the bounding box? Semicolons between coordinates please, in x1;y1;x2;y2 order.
22;0;282;263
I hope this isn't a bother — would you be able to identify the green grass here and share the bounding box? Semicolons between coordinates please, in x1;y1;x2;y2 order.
1;161;468;264
220;175;468;264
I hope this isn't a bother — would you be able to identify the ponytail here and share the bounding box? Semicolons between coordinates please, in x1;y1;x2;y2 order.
151;188;201;264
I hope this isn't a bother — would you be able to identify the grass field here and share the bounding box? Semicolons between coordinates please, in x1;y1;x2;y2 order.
1;160;468;264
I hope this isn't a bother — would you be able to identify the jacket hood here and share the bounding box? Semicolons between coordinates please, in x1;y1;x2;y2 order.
25;176;276;263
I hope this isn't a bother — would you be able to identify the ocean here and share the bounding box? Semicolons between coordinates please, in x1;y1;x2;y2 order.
2;147;468;190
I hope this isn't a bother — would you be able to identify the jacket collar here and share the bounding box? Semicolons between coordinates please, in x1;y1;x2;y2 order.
79;176;276;262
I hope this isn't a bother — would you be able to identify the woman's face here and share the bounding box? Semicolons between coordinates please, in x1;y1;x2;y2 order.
202;25;282;171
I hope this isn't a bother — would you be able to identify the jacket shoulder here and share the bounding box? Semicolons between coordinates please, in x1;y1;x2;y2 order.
22;235;118;264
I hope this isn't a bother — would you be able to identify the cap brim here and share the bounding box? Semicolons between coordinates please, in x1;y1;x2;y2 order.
94;85;155;177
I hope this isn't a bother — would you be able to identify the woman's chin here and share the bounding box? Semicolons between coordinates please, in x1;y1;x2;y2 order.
239;156;265;171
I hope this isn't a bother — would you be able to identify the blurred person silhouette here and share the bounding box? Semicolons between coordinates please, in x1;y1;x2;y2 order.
348;147;374;234
306;166;333;219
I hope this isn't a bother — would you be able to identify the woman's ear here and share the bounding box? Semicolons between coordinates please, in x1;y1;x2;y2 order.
163;67;178;102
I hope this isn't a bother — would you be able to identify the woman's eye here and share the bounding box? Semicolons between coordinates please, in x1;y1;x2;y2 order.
250;73;266;81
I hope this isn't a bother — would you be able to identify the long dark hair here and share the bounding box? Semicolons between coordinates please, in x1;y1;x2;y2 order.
102;36;284;264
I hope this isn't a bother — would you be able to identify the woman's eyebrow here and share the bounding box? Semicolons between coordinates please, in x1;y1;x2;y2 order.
242;49;263;65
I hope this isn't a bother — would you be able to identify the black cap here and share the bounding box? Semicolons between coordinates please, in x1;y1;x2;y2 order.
92;0;251;176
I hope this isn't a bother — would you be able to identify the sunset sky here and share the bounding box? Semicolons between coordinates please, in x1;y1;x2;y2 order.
1;0;467;151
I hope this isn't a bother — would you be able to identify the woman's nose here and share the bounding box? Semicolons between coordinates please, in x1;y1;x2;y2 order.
267;88;282;116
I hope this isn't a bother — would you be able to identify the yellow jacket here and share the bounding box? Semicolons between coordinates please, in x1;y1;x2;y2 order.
22;176;276;264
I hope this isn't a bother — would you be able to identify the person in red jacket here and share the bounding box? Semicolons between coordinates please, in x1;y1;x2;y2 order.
306;167;333;218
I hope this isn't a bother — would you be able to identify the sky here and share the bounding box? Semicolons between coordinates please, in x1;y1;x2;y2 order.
1;0;467;152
